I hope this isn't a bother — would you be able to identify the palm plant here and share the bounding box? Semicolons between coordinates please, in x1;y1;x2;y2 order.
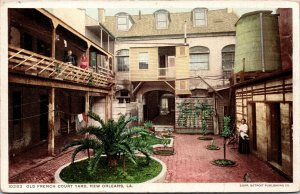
63;111;153;174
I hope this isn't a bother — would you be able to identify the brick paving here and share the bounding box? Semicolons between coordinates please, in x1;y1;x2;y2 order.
9;133;289;183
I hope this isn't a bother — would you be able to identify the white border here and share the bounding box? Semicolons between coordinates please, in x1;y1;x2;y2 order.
1;0;299;193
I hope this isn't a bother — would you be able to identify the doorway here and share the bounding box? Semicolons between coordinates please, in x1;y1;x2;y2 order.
269;103;282;165
40;95;48;141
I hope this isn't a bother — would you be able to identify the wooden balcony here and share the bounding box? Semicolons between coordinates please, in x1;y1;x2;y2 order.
8;45;115;89
158;67;176;79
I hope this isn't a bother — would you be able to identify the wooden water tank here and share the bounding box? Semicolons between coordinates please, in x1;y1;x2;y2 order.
234;11;281;74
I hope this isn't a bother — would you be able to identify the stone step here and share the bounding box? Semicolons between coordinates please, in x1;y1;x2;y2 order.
153;125;174;132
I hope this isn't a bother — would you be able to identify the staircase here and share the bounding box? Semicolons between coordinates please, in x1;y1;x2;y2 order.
60;117;76;134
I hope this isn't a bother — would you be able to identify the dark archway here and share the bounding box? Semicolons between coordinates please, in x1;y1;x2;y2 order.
143;90;175;125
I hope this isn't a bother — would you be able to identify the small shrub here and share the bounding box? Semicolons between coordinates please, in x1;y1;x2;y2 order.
212;159;236;167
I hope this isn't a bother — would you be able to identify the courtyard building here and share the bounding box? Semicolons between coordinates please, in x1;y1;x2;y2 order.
95;8;239;134
232;9;293;180
5;6;293;185
8;8;115;156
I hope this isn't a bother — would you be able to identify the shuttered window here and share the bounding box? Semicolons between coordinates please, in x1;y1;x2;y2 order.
116;49;129;72
189;46;209;70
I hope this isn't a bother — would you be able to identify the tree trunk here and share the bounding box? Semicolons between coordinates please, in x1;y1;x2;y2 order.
107;154;118;167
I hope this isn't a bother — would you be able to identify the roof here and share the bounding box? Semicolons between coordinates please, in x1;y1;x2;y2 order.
102;9;239;38
232;69;292;88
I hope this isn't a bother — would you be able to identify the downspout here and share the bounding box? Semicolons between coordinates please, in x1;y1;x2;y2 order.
184;21;187;45
260;13;265;72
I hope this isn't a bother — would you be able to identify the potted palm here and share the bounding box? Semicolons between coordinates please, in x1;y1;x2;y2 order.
144;120;155;134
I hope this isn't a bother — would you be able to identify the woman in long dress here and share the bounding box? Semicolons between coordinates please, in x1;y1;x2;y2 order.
238;119;250;154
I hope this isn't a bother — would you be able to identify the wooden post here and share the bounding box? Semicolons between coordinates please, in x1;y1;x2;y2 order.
100;28;103;48
105;95;112;121
105;95;108;121
85;91;90;114
108;35;110;53
85;91;90;158
48;87;55;156
51;22;58;58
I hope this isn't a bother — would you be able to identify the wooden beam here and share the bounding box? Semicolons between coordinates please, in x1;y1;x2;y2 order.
38;59;56;75
25;58;45;71
48;87;55;156
197;76;224;99
164;81;175;91
12;53;35;69
9;73;110;94
132;82;143;94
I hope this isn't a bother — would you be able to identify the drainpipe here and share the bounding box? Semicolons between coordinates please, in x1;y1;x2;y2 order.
260;13;265;72
184;21;187;45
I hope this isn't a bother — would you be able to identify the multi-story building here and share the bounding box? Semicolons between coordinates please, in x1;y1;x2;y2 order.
8;8;115;156
99;8;238;133
233;9;293;180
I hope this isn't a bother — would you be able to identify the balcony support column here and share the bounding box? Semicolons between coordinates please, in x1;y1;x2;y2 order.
108;35;110;53
48;87;55;156
85;91;90;114
105;94;112;121
51;22;58;58
100;28;103;48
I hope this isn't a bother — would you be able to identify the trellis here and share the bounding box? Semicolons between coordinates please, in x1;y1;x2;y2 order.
175;98;214;131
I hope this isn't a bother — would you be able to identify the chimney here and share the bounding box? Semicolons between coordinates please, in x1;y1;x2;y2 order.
139;10;141;20
98;8;105;23
227;8;233;13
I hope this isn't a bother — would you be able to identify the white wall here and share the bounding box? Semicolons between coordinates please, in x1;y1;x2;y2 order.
48;8;86;35
114;35;236;89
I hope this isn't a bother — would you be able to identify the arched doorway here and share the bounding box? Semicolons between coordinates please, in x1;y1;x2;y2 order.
143;90;175;125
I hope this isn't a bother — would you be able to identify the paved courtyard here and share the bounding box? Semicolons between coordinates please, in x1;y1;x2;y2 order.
9;133;289;183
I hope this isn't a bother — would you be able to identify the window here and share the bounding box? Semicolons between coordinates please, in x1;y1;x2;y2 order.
193;8;207;27
222;45;235;70
222;45;235;79
155;10;169;29
189;46;209;70
116;49;129;72
116;13;133;31
139;52;148;69
117;90;130;103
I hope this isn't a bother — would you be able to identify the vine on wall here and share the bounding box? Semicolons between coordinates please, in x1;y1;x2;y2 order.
176;99;213;132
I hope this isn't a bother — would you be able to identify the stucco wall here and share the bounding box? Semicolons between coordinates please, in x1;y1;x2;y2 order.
114;35;235;89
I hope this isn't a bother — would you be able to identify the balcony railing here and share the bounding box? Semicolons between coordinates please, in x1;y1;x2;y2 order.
8;45;114;88
158;67;175;79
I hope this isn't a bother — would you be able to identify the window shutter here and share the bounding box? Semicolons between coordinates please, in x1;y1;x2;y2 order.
180;47;185;56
